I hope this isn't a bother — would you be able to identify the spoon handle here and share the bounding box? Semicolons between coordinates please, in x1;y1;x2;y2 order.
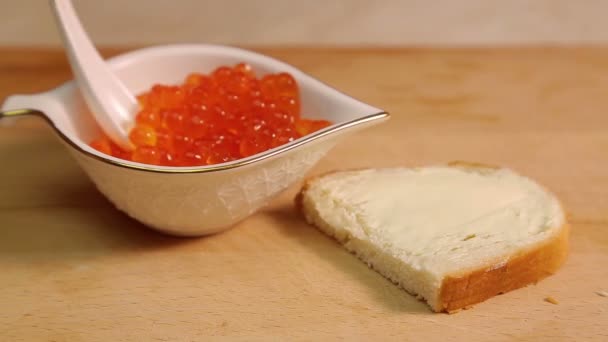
49;0;135;150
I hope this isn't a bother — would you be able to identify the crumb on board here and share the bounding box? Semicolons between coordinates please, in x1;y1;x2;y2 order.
596;291;608;297
463;234;476;241
544;296;559;305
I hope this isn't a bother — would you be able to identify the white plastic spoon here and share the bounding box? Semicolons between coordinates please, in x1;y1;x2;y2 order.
50;0;136;150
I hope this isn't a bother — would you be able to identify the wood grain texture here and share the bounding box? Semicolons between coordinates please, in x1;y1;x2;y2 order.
0;47;607;341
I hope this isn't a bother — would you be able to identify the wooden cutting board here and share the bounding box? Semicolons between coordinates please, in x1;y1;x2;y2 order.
1;47;607;341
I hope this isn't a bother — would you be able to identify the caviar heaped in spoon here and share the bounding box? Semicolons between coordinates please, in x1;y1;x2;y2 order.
89;63;332;166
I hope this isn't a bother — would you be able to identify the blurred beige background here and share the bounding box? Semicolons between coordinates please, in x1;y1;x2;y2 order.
2;0;608;46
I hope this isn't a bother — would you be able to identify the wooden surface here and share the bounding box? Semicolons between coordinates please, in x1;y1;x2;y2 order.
1;47;607;341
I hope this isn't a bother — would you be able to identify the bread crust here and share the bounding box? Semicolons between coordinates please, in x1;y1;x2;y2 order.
441;161;569;311
295;163;569;313
438;223;568;313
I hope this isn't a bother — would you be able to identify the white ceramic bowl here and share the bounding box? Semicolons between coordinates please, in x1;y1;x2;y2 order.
1;44;388;236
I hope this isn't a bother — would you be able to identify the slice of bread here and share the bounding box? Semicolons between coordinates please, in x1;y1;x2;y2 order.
296;163;568;312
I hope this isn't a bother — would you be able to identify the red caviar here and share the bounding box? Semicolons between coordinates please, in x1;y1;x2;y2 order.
89;63;332;166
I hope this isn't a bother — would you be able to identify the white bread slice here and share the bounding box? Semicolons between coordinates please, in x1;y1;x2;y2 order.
296;163;568;312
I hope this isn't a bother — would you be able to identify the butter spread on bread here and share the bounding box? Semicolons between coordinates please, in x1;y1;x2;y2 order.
296;164;568;312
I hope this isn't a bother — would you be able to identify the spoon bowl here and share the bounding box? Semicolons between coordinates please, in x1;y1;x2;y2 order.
1;44;388;236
